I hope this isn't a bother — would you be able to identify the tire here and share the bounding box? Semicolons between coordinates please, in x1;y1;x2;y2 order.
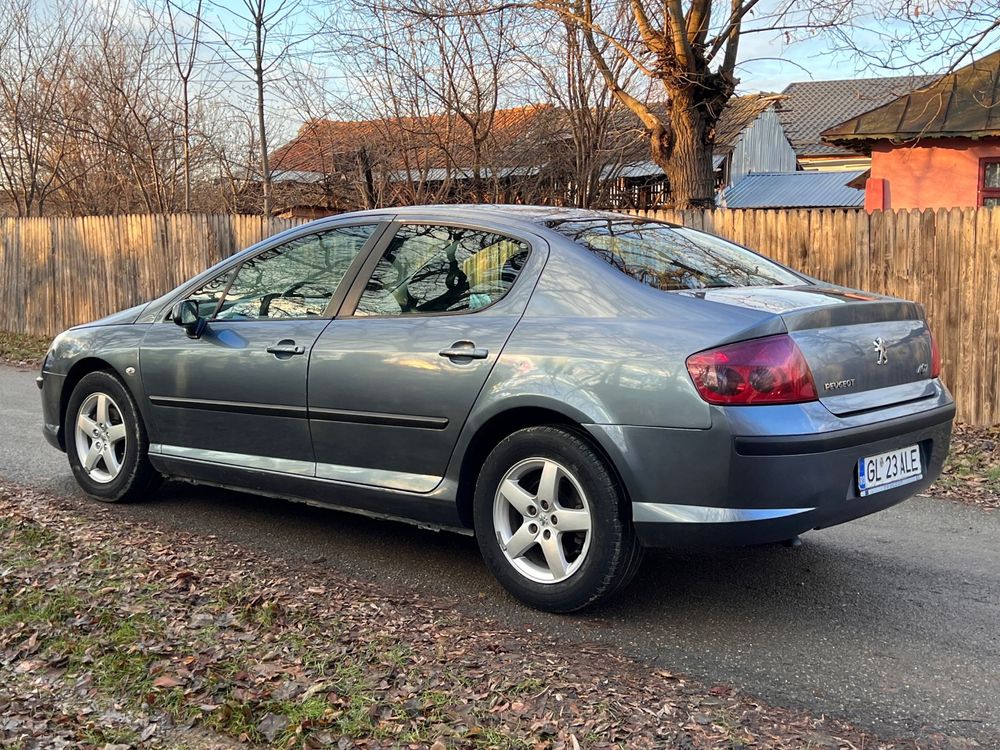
473;425;641;613
64;370;160;503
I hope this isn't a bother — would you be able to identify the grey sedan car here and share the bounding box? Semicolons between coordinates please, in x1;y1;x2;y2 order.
39;206;954;611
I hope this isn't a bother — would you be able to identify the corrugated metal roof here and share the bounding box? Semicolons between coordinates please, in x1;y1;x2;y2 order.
272;169;327;183
720;170;866;208
822;50;1000;146
385;166;540;182
614;160;662;178
604;154;725;180
778;75;936;157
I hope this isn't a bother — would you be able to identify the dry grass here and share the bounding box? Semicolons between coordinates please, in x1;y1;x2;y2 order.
0;331;50;367
929;423;1000;509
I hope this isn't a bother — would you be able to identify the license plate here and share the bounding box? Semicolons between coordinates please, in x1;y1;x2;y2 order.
857;445;922;497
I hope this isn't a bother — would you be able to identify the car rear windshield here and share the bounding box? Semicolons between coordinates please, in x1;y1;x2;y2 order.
547;219;802;291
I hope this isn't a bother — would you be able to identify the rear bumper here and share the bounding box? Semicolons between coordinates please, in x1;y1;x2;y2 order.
587;399;955;549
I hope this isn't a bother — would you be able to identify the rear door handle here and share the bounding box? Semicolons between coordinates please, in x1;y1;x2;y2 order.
266;340;305;358
438;341;489;361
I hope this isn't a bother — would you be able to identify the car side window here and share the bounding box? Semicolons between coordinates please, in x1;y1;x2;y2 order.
354;224;530;317
211;225;377;321
185;270;235;319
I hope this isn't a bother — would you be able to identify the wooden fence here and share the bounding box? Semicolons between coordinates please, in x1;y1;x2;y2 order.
1;208;998;424
0;214;305;339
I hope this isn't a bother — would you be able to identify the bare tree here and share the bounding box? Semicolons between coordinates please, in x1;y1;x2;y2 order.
523;18;641;207
196;0;322;215
381;0;834;207
81;7;183;213
339;0;528;204
0;0;86;216
205;109;264;213
161;0;205;211
817;0;999;74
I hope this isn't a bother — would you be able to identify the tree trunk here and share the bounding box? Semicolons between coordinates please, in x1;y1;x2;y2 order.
357;147;376;209
182;78;191;212
651;88;717;209
254;17;271;217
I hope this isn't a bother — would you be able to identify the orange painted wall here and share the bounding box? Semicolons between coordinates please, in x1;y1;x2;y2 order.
866;136;1000;210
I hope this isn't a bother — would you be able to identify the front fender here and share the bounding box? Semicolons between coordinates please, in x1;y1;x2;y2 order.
41;324;151;450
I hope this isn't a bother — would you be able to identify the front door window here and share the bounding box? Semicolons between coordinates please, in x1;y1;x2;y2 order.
211;225;378;320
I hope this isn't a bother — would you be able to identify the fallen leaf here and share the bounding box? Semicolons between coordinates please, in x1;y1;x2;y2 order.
258;712;288;742
151;675;183;689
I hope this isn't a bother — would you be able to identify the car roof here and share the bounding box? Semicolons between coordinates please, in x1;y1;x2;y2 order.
328;204;669;228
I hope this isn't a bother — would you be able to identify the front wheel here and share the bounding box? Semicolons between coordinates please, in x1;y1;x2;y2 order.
473;426;642;612
64;370;160;503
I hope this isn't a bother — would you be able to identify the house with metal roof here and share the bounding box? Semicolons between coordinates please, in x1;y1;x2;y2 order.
822;50;1000;211
777;75;935;172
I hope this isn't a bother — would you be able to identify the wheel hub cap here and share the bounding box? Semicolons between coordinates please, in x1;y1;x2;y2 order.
73;392;127;484
492;457;593;585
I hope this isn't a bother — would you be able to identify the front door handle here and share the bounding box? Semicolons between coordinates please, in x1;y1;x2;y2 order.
438;341;489;362
266;339;305;358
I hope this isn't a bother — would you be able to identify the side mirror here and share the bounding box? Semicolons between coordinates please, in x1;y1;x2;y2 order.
172;300;207;339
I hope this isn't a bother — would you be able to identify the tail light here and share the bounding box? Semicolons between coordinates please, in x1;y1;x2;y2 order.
686;334;818;405
929;327;941;379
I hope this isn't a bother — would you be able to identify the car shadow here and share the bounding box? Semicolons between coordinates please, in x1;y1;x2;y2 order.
119;480;919;636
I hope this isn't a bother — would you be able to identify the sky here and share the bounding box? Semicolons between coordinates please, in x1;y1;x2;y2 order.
82;0;1000;137
731;0;1000;93
735;35;872;93
187;0;1000;94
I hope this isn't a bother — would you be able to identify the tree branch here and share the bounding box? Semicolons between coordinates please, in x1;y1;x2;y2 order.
665;0;694;70
706;0;759;65
629;0;666;56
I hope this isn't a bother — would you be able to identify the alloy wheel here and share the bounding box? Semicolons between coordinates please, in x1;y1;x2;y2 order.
74;392;128;484
492;457;593;584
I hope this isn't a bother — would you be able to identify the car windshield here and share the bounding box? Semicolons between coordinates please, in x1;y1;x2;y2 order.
547;219;802;291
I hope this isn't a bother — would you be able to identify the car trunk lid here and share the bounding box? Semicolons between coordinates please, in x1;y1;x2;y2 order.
688;286;936;415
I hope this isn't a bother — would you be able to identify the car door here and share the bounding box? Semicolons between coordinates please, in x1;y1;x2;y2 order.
139;222;386;473
308;221;546;491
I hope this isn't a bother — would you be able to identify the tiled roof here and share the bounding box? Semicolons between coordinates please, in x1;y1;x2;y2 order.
720;170;867;208
270;105;557;175
778;75;936;157
822;50;1000;147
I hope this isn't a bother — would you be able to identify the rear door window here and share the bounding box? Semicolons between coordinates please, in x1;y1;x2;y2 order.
547;219;802;290
354;224;530;316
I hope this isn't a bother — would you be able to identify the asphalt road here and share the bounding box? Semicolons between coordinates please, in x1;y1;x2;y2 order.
3;365;998;744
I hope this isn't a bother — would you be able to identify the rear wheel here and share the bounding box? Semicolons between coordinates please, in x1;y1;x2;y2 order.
473;426;641;612
64;370;160;503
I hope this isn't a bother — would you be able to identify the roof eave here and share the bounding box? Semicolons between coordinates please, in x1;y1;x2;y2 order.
823;128;1000;152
